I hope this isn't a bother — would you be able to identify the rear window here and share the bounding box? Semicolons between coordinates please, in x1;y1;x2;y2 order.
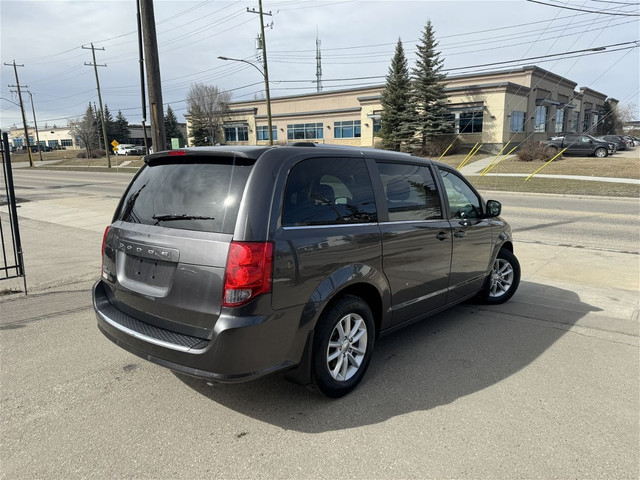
115;158;253;234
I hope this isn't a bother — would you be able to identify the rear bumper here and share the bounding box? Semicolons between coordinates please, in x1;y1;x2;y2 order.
92;280;305;382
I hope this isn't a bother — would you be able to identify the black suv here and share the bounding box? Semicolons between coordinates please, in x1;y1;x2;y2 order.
93;144;520;397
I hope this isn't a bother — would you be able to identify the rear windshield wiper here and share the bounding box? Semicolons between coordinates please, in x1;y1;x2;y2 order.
153;214;216;223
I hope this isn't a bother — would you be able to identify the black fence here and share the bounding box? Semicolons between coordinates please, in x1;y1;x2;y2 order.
0;131;27;293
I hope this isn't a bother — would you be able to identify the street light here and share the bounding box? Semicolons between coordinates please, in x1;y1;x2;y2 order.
218;55;273;145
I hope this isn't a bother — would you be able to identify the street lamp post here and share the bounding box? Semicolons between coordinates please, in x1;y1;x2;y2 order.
218;56;273;145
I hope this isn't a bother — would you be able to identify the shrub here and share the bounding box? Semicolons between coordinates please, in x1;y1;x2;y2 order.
517;141;560;162
76;151;87;158
418;134;460;157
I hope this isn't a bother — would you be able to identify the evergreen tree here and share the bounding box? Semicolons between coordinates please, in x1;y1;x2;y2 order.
103;104;116;144
189;116;209;146
380;39;414;152
164;105;184;146
410;20;452;155
114;110;130;143
602;100;622;135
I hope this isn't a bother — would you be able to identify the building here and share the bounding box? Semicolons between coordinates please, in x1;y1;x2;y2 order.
4;123;186;151
187;65;613;152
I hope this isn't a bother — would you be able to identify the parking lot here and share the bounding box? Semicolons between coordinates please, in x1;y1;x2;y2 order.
1;169;638;479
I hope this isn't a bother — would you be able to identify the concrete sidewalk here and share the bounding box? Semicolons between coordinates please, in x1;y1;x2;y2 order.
460;155;640;184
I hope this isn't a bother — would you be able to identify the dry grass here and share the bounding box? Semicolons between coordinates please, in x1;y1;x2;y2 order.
470;175;639;198
484;154;639;179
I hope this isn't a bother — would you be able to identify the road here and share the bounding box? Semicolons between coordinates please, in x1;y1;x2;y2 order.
1;168;638;479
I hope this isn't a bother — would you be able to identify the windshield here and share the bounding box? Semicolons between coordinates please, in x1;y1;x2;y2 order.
116;158;253;234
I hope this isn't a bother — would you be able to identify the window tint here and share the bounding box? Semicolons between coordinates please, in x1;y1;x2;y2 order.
116;159;253;234
377;163;442;221
438;168;482;219
282;157;377;226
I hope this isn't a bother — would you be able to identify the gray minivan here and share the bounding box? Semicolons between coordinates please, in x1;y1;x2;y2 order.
93;144;520;397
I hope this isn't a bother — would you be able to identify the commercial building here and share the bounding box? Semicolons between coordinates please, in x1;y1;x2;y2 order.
4;123;186;151
187;65;613;152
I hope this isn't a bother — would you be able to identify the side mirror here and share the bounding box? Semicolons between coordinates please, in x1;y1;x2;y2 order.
486;200;502;217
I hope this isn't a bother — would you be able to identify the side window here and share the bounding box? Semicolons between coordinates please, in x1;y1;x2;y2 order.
377;163;442;221
282;157;377;226
437;168;482;219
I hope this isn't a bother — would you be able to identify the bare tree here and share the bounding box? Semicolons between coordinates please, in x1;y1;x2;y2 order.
186;83;231;145
70;104;99;158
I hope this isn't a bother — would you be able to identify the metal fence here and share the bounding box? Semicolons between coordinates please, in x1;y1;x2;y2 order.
0;131;27;293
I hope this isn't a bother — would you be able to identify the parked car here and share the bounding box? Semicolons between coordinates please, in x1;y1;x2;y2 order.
93;144;521;397
541;134;615;157
132;145;147;155
599;135;629;151
115;144;136;155
622;135;636;147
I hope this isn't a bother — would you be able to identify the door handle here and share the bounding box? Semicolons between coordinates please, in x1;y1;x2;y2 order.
435;232;449;241
454;230;466;238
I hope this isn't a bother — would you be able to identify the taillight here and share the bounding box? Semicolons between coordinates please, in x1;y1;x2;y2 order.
223;241;273;307
168;150;187;156
101;226;110;257
101;226;110;278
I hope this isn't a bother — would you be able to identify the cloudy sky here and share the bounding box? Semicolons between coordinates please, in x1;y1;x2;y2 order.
1;0;638;130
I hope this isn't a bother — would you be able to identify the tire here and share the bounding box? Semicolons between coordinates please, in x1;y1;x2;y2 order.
312;295;375;398
480;248;520;304
594;147;607;158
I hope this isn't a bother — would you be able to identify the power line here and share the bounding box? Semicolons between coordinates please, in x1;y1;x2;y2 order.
526;0;640;16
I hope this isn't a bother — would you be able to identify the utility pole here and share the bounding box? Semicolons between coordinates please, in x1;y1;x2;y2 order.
248;1;273;145
136;0;149;153
140;0;166;152
25;91;43;162
4;60;34;167
83;44;112;168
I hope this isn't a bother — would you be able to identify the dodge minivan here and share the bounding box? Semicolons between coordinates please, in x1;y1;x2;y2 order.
93;144;520;397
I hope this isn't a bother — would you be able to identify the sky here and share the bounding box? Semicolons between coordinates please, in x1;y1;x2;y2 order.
1;0;639;130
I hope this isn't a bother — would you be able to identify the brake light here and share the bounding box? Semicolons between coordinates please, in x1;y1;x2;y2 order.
168;150;187;156
101;226;110;278
223;241;273;307
101;226;110;257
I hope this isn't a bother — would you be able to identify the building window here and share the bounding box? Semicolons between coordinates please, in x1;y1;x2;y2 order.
61;139;73;147
14;138;23;147
256;125;277;141
446;107;483;134
555;109;565;134
48;140;59;148
568;111;579;133
334;120;361;138
534;106;547;133
459;111;483;133
582;110;591;133
224;124;248;142
510;111;526;132
28;136;35;145
373;117;382;135
287;123;323;141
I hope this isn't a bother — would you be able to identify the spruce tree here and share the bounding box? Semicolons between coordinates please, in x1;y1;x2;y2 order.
164;105;184;146
114;110;130;143
189;116;209;146
410;20;452;155
380;39;413;152
103;104;115;144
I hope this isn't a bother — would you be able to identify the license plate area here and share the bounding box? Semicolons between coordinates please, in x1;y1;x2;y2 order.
116;250;178;298
124;255;174;288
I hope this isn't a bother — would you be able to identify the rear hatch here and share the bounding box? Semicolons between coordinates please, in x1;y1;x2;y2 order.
102;151;257;339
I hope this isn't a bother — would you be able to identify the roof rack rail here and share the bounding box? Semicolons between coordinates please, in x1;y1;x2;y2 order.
288;142;317;147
